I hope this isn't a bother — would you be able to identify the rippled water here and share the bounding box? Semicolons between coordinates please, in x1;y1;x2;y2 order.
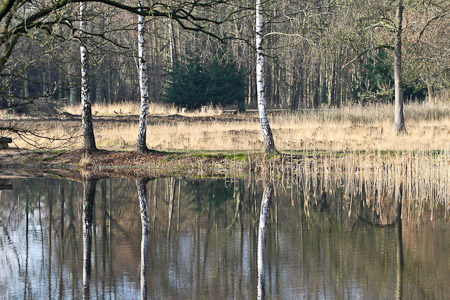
0;175;449;299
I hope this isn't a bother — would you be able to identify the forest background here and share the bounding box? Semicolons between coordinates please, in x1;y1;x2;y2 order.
0;0;449;153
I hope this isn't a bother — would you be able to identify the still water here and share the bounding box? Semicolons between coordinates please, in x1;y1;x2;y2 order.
0;175;449;300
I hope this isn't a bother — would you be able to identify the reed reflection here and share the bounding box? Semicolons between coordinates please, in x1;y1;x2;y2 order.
257;180;274;300
82;179;97;300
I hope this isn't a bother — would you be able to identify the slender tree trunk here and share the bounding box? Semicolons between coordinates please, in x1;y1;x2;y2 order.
168;20;177;68
256;0;276;153
320;57;327;105
23;69;29;98
313;60;320;109
137;0;150;153
336;50;343;107
80;3;96;149
427;81;433;102
95;69;103;103
42;59;47;95
394;0;406;134
95;16;104;103
299;62;304;109
69;60;78;106
107;67;112;104
257;180;273;300
58;68;65;102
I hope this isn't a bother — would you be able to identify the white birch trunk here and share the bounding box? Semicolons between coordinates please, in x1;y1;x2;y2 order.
394;0;406;134
137;0;150;153
80;3;96;149
257;181;273;300
256;0;276;153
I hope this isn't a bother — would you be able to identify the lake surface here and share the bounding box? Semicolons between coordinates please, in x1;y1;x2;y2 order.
0;174;449;299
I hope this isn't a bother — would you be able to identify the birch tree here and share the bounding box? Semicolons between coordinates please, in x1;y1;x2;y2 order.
136;0;150;153
394;0;406;134
80;2;97;149
256;0;276;153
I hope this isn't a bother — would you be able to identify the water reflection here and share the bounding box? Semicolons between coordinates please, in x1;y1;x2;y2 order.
396;185;404;300
0;175;449;299
137;178;150;300
257;181;273;300
83;179;96;300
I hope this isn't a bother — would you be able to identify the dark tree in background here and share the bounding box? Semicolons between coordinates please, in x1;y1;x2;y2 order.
351;50;395;103
351;50;427;104
163;58;246;110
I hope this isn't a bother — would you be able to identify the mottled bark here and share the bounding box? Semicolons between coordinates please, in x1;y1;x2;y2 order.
82;179;97;300
394;0;406;134
137;0;150;153
80;2;97;149
256;0;276;153
257;181;273;300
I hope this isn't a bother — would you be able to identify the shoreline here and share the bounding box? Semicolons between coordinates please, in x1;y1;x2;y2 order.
1;147;449;181
0;148;253;180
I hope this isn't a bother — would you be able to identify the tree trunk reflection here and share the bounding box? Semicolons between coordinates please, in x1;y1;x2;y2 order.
59;185;65;300
136;178;150;300
396;184;404;300
83;179;97;300
257;181;274;300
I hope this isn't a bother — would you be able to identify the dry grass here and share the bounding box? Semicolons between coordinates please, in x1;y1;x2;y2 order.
94;100;450;151
3;98;450;151
62;101;223;117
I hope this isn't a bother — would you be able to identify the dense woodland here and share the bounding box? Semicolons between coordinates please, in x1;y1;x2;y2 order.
1;0;448;111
